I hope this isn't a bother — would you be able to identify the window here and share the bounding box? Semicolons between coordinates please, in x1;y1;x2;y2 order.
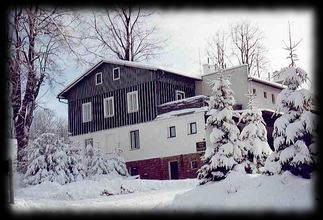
113;67;120;80
103;97;114;117
130;130;140;150
175;90;185;100
252;88;256;95
95;72;102;85
189;122;197;134
271;94;275;104
127;91;139;113
191;160;198;169
85;138;93;148
129;166;139;176
168;126;176;138
82;102;92;122
264;91;267;98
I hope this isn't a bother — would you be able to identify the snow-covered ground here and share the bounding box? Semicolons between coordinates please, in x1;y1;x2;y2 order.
7;170;317;216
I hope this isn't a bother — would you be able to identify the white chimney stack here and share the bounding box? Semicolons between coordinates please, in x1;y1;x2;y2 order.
202;64;216;75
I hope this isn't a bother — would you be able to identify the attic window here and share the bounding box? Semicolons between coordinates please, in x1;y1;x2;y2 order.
95;72;102;85
176;90;185;100
113;67;120;80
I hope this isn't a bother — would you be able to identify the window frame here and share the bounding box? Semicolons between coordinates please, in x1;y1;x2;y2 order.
113;67;120;81
82;102;92;123
127;91;139;113
169;126;176;138
84;138;93;148
130;130;140;150
271;94;275;104
175;90;185;100
103;96;114;118
191;160;198;169
95;72;102;85
129;166;139;176
189;122;197;135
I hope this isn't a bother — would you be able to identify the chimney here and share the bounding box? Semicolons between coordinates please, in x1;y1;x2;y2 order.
202;64;216;75
267;72;271;81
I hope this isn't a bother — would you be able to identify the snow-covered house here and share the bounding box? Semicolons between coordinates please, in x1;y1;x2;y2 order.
57;60;284;180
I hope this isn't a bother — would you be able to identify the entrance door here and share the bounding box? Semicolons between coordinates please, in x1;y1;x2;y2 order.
169;161;179;179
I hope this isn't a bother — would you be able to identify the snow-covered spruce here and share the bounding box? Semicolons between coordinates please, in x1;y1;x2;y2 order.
24;133;86;185
264;67;318;179
85;144;129;179
238;108;273;174
197;72;242;184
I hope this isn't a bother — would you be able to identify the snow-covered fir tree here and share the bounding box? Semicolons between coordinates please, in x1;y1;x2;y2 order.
24;133;85;185
238;93;272;174
85;143;129;179
65;140;86;182
197;71;242;184
264;66;318;178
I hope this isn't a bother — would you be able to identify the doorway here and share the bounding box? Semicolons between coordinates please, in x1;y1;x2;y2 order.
169;161;179;179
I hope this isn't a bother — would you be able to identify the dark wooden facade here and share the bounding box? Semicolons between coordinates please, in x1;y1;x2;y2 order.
58;61;198;136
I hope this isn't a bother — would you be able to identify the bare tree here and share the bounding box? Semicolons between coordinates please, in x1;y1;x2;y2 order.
205;31;230;69
283;21;302;68
85;4;165;62
7;5;80;172
29;107;69;140
230;21;267;76
29;108;56;140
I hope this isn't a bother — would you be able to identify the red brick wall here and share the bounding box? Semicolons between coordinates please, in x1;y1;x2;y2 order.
126;152;204;180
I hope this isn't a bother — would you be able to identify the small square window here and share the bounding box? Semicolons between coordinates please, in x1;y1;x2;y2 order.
175;90;185;100
113;67;120;80
95;72;102;85
130;166;138;176
169;126;176;138
85;138;93;148
191;160;198;169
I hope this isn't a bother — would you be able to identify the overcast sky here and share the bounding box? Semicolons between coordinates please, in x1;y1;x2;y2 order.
43;8;315;119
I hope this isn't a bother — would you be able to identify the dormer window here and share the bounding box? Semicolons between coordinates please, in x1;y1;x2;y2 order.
175;90;185;100
113;67;120;80
95;72;102;85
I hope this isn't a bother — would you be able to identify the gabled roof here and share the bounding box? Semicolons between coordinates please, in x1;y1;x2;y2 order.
57;59;201;99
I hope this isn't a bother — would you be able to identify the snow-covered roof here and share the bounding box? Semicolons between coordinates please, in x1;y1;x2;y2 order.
57;59;201;99
158;95;208;107
155;106;208;121
248;76;286;89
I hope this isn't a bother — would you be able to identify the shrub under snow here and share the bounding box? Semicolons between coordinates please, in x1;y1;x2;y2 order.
24;133;86;185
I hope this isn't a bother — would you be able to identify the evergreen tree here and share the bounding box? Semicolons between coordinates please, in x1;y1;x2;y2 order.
264;66;317;178
24;133;85;185
264;25;318;179
197;71;242;184
85;143;129;178
238;93;273;174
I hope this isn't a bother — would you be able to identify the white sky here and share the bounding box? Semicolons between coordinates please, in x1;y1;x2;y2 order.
42;8;314;119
